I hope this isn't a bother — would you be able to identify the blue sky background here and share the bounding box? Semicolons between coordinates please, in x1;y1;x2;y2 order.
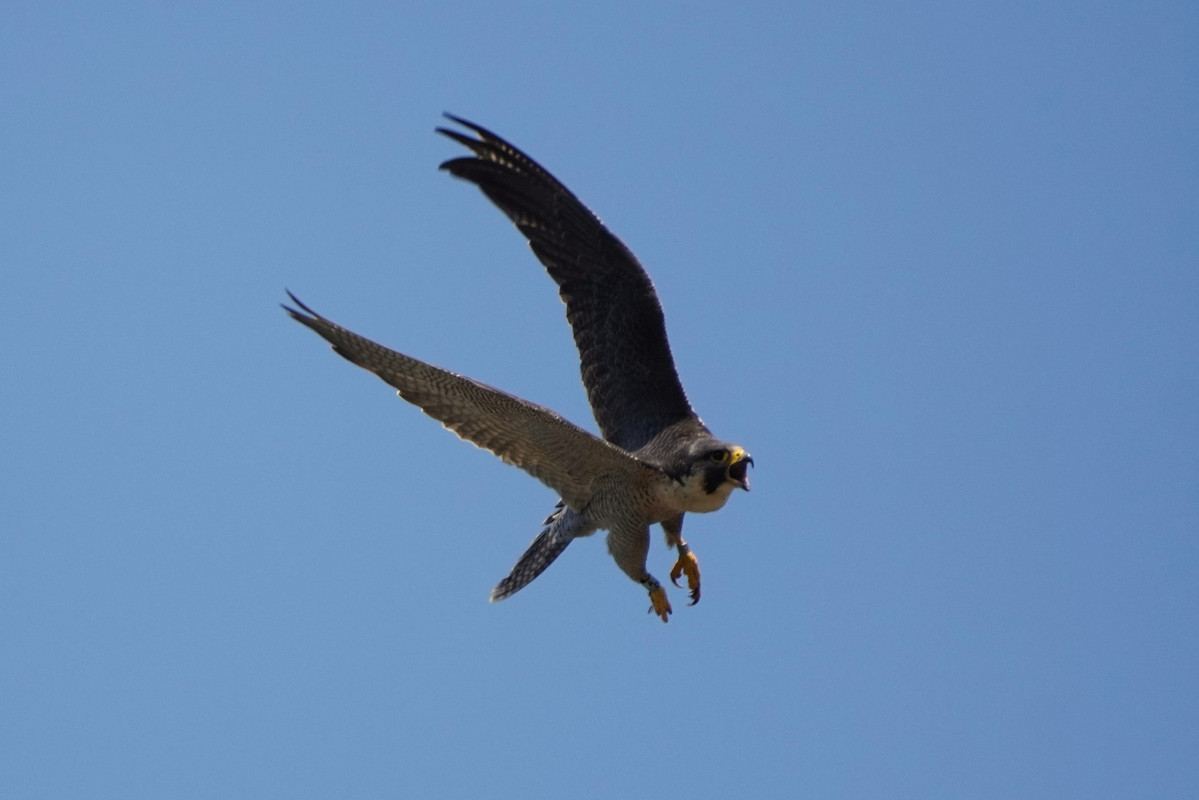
3;2;1196;798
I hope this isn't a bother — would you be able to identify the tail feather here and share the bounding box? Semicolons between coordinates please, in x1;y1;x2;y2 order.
490;503;590;602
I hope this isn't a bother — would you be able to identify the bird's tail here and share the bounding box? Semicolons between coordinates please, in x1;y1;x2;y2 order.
490;502;590;602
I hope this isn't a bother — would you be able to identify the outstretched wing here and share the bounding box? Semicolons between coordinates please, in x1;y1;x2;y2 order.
283;292;656;511
437;115;697;452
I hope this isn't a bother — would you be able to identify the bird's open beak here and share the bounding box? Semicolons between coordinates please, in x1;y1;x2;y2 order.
728;452;754;491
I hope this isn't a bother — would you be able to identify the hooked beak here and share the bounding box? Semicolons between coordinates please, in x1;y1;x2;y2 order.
727;451;754;491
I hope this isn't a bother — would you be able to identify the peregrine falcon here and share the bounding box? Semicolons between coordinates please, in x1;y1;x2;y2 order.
285;115;752;621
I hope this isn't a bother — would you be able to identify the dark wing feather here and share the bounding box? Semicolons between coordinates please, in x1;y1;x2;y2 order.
283;292;655;511
436;115;697;452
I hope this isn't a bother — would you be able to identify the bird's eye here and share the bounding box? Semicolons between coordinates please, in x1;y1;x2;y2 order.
708;449;729;464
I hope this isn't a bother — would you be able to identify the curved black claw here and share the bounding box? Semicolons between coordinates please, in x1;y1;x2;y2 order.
670;548;701;607
647;585;672;622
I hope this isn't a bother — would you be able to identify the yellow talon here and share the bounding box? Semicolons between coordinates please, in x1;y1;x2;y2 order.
670;549;701;606
648;585;672;622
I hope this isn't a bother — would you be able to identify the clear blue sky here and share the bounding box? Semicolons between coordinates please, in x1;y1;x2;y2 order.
3;2;1196;798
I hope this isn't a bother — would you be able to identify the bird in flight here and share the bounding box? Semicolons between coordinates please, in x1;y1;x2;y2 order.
285;115;752;621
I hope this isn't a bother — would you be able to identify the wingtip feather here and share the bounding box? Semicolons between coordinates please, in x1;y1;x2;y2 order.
281;289;321;318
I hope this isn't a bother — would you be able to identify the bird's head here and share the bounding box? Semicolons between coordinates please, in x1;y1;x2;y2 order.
670;438;753;500
700;444;754;494
667;440;753;514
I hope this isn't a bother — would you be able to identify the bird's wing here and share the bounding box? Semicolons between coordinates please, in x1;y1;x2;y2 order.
437;115;697;452
283;293;656;511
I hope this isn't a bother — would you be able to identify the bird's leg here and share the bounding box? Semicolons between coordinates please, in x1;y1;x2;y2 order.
609;527;671;622
662;515;700;606
670;541;701;606
643;576;672;622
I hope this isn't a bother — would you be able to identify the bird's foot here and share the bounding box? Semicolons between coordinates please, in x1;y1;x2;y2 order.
670;543;701;606
647;584;672;622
